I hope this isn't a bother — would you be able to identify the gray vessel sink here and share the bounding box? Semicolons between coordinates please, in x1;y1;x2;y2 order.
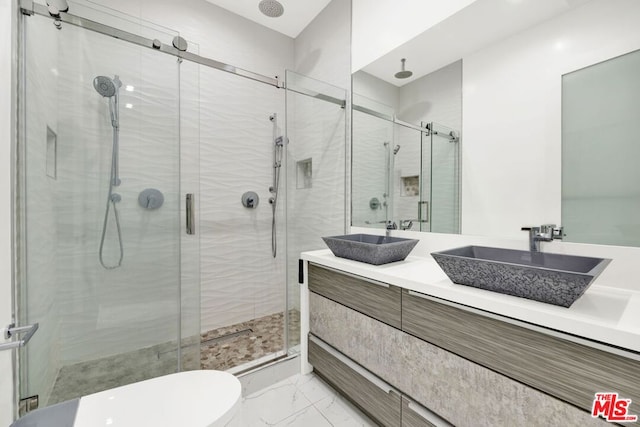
431;245;611;307
323;234;419;265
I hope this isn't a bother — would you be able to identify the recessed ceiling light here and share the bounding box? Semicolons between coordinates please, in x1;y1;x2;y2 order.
125;103;133;109
258;0;284;18
125;85;135;92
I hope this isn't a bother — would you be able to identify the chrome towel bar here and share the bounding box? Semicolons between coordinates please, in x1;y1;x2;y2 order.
0;323;39;351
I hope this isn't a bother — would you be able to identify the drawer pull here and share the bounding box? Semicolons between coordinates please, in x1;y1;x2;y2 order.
408;290;431;300
309;334;396;394
407;400;453;426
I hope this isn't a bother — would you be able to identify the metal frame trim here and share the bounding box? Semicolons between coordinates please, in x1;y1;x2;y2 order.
20;0;282;88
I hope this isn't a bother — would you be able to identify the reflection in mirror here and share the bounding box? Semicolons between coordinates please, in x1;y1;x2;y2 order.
352;60;462;233
352;0;640;246
562;49;640;247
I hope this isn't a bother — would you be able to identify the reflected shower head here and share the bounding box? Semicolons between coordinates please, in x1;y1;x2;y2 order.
394;58;413;79
93;76;116;97
393;145;401;155
259;0;284;17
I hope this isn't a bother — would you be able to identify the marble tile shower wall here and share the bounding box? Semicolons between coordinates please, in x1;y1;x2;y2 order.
54;25;182;364
198;67;287;333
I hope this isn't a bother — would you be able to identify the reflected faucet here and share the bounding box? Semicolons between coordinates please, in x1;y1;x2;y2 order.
386;221;397;237
521;224;563;252
400;219;413;230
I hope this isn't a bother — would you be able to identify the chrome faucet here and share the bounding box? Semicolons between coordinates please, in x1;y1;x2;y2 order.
386;220;397;237
521;224;563;252
400;219;413;230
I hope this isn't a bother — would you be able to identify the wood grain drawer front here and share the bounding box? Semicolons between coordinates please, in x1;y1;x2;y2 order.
308;335;401;427
308;263;402;328
402;289;640;416
402;397;452;427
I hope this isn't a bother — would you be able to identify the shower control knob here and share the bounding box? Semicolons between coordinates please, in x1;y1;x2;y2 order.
242;191;259;209
138;188;164;210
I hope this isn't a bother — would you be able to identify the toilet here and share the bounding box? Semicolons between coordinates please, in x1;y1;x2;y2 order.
12;370;242;427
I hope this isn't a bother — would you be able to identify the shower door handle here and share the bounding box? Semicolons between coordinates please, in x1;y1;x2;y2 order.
418;201;429;223
0;322;39;351
186;193;195;235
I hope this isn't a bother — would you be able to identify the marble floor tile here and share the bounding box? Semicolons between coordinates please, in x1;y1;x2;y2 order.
291;374;336;404
241;377;313;426
314;393;378;427
274;405;333;427
236;372;376;427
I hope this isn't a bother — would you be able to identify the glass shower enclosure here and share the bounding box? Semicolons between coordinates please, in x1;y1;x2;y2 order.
15;0;348;416
16;9;201;408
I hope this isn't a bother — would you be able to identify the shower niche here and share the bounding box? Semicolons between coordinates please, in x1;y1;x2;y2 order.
296;158;312;189
401;175;419;197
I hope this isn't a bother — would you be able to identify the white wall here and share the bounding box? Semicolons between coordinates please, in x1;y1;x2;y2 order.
0;0;15;423
294;0;351;90
461;0;640;239
351;0;475;71
398;60;462;129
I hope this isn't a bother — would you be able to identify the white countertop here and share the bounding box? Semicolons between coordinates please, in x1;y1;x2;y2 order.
302;249;640;355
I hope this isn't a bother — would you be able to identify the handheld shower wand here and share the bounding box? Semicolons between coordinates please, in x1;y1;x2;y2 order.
93;75;124;269
269;114;285;258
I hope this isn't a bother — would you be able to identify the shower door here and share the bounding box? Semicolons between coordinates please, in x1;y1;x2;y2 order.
17;11;197;410
196;64;288;372
420;121;461;233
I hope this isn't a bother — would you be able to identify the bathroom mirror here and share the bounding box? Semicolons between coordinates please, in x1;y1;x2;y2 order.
351;0;640;246
561;48;640;247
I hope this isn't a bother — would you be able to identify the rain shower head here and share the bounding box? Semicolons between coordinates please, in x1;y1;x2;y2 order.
93;76;117;97
394;58;413;79
259;0;284;18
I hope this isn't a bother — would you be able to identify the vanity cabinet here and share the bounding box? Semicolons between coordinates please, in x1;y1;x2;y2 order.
308;263;614;427
308;263;402;328
402;289;640;417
